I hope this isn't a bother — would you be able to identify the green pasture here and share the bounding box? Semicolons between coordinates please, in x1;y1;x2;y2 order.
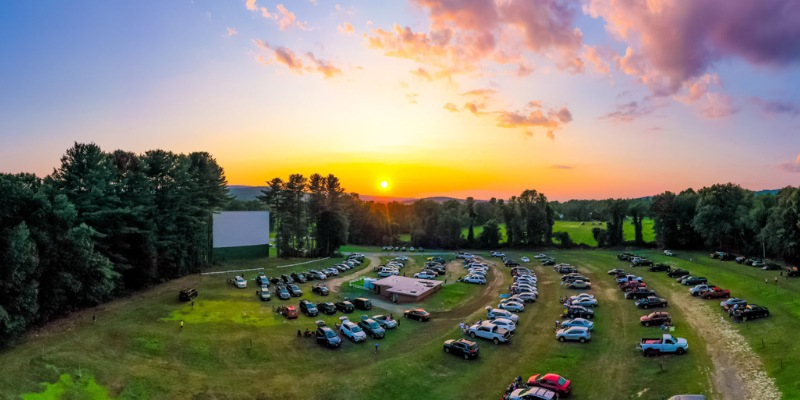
2;249;795;399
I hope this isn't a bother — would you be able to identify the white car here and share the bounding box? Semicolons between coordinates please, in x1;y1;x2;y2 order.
491;251;506;257
520;256;530;263
233;276;247;288
487;307;519;323
488;318;516;332
533;254;548;259
516;292;538;302
515;277;537;285
499;301;525;312
339;318;367;342
414;271;437;279
664;250;674;256
560;318;594;331
463;275;486;284
513;284;536;293
468;270;487;277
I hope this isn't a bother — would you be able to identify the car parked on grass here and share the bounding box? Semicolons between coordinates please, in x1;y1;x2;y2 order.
689;284;713;296
650;263;672;272
733;305;769;321
640;311;671;327
443;338;480;359
414;271;437;279
468;322;511;344
233;276;247;288
701;287;731;299
312;284;329;296
463;275;487;284
291;272;307;283
487;307;519;323
635;296;668;309
527;373;572;397
280;274;294;284
318;302;337;315
307;270;326;280
570;297;598;308
564;305;594;319
371;315;398;329
288;284;303;297
499;301;525;312
358;317;386;339
404;308;431;321
315;324;342;348
631;257;654;267
567;280;592;290
625;288;657;300
508;387;557;400
256;288;271;301
521;256;530;263
277;305;298;319
664;250;674;256
179;288;198;302
299;300;318;317
339;318;367;342
560;318;594;331
638;334;688;356
275;285;291;300
720;298;747;312
490;318;516;332
667;268;690;278
556;326;591;343
608;268;626;275
335;301;355;313
353;297;372;310
680;276;708;285
256;274;270;286
515;292;538;303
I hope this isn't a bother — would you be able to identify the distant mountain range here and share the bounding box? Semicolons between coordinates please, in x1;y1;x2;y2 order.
227;185;462;204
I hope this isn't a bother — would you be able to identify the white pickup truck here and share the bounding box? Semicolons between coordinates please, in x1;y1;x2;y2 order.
468;322;511;344
637;334;688;356
616;274;643;284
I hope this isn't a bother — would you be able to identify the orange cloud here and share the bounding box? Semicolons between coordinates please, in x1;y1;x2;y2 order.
443;102;459;112
246;0;257;11
338;22;355;34
259;4;309;31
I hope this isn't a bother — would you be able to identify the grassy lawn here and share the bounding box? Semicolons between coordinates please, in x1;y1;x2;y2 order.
553;218;655;246
2;249;794;399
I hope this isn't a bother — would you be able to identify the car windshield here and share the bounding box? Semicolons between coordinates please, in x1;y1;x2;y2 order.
369;322;379;329
351;325;362;333
325;331;336;338
557;377;567;386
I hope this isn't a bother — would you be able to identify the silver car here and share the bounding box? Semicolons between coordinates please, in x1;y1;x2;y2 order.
499;301;525;312
556;326;591;343
560;318;594;331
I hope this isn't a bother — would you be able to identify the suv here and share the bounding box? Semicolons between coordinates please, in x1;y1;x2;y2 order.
275;284;291;300
315;324;342;348
318;302;337;315
287;284;303;297
335;301;355;313
556;326;591;343
291;272;307;283
339;318;367;342
640;312;671;327
353;298;372;310
443;338;479;359
179;288;198;302
358;317;386;339
233;276;247;288
312;284;330;296
256;287;271;301
281;274;294;284
299;300;318;317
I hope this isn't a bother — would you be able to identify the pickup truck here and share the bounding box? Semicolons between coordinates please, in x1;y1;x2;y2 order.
701;287;730;299
616;274;643;284
468;322;511;344
681;276;707;286
637;334;688;356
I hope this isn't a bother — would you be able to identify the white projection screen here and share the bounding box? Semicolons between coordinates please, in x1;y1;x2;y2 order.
212;211;270;248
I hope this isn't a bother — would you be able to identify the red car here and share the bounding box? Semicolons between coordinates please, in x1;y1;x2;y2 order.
404;308;431;321
701;287;731;299
527;373;571;397
278;305;298;319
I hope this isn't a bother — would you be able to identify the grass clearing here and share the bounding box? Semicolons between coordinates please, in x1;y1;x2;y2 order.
3;249;794;399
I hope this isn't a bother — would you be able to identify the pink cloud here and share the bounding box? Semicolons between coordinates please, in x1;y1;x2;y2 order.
259;4;308;31
779;154;800;173
246;0;257;11
225;27;238;37
338;22;355;34
254;40;341;79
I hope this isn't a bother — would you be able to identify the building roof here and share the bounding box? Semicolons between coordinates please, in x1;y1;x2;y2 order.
373;275;443;297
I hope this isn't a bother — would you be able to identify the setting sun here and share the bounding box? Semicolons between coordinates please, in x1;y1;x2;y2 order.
380;180;389;190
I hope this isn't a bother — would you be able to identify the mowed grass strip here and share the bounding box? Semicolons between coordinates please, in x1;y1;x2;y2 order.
7;249;793;399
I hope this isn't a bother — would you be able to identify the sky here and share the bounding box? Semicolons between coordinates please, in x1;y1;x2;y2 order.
1;0;799;201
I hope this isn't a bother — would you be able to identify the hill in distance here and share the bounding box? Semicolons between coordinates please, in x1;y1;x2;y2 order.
227;185;461;204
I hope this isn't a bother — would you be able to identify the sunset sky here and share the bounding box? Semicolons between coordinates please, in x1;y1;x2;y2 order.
1;1;799;201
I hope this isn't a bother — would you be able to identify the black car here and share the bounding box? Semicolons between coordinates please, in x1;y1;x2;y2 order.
256;274;270;286
315;326;342;348
318;302;337;315
404;308;431;321
635;296;668;309
617;253;635;261
667;268;690;278
357;318;386;339
504;259;520;267
299;300;318;317
281;274;294;284
681;276;708;286
564;305;594;319
631;258;654;267
291;272;307;283
275;285;291;300
179;288;198;302
762;263;783;271
335;301;355;313
649;263;671;272
312;284;330;296
625;289;657;300
270;277;282;285
288;284;303;297
733;305;770;321
607;268;625;275
542;258;556;266
443;338;479;360
353;298;372;310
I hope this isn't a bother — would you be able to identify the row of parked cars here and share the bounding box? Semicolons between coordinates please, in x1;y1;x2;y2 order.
382;246;424;252
314;314;399;348
553;264;594;344
461;261;489;284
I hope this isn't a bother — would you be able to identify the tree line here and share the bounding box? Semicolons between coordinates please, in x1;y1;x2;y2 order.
0;143;228;347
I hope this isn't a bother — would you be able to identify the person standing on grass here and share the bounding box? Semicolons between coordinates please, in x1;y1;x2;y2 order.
180;320;184;331
375;343;379;353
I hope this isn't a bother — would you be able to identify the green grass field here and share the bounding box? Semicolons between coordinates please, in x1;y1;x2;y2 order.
2;249;794;399
553;218;655;246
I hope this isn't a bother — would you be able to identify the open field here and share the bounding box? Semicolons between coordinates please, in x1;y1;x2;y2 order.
1;248;793;399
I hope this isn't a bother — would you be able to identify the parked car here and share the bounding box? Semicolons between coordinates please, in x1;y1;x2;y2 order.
491;251;506;257
463;275;487;284
733;304;769;321
515;292;538;303
499;301;525;312
371;314;398;329
763;263;783;271
720;298;747;312
291;272;307;283
638;334;688;356
287;284;303;297
277;305;298;319
312;284;329;296
667;268;690;278
256;287;271;301
526;373;571;397
414;271;437;279
318;302;337;315
275;285;291;300
607;268;626;275
299;300;318;317
664;250;674;256
468;322;511;344
521;256;530;263
307;270;326;280
315;325;342;348
564;305;594;319
280;274;294;284
256;274;271;286
635;296;668;309
233;276;247;289
358;317;386;339
490;318;516;332
335;301;355;313
560;318;594;331
556;326;591;343
631;257;654;267
179;288;198;302
624;288;656;300
443;338;480;359
701;287;731;299
570;297;598;308
487;307;519;323
507;387;557;400
505;259;521;267
689;284;714;296
339;318;367;342
650;263;672;272
353;297;372;310
640;311;671;327
404;308;431;321
681;276;708;286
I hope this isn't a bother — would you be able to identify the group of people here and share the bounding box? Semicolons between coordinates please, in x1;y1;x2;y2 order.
459;319;483;334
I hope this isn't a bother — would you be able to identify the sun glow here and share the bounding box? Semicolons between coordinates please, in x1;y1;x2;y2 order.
380;180;389;190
